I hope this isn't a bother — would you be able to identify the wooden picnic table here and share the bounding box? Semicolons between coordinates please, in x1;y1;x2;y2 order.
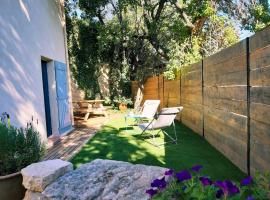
72;100;108;120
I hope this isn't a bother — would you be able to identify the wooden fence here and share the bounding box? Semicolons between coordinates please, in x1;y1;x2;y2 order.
131;26;270;175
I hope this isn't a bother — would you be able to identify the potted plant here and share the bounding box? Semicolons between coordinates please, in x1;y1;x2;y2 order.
0;121;45;200
113;96;133;111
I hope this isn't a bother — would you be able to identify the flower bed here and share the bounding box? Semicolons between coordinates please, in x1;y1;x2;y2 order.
146;165;269;200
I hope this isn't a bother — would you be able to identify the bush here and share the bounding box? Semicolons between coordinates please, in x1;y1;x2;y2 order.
0;123;45;176
146;165;270;200
113;96;133;108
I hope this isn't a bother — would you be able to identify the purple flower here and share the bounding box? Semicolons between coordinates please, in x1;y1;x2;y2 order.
199;176;212;186
216;189;224;198
225;180;240;195
176;170;192;182
228;184;240;194
192;165;203;173
151;177;167;189
146;188;158;197
215;180;239;196
241;176;253;186
215;180;226;189
246;196;255;200
165;169;174;176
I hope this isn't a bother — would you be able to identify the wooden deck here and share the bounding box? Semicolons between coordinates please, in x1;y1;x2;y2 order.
43;114;109;161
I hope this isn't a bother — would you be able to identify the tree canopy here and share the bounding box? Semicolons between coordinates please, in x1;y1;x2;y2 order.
65;0;270;99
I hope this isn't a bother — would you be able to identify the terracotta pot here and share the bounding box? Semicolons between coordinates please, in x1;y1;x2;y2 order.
0;172;26;200
119;103;127;111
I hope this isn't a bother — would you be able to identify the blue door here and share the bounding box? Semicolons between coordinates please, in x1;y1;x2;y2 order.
41;60;52;137
54;61;72;134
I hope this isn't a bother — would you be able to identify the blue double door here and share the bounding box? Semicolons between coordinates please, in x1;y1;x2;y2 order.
41;60;72;137
54;61;72;134
41;60;52;137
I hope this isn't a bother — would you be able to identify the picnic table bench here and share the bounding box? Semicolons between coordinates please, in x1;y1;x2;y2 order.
73;100;108;120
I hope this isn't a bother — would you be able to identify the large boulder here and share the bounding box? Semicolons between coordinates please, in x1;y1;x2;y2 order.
43;159;168;200
21;159;73;192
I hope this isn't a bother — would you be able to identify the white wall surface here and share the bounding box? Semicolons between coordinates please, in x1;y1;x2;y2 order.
0;0;71;142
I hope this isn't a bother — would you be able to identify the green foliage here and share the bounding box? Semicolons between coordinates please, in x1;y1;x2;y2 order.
65;0;268;98
244;0;270;32
113;96;133;107
0;123;45;176
248;4;270;31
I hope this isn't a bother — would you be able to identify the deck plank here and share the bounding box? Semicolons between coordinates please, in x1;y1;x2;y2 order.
43;115;108;161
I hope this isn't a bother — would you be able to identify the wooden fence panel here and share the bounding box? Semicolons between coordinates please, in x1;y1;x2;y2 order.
142;76;159;103
164;76;181;119
181;62;203;134
203;40;248;173
250;27;270;174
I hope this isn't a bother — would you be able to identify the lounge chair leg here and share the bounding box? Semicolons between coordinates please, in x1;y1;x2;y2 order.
84;112;90;121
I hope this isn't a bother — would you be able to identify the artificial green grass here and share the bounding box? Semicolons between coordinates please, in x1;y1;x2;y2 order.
71;114;246;181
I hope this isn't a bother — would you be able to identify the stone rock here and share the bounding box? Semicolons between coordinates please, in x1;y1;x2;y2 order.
23;190;47;200
21;159;73;192
43;159;168;200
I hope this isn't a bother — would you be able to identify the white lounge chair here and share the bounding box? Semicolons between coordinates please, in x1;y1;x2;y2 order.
138;107;183;147
125;100;160;126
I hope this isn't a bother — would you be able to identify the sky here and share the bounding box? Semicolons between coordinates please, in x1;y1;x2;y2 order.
240;30;254;40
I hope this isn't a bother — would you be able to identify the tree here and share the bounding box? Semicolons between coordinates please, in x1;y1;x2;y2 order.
65;0;269;98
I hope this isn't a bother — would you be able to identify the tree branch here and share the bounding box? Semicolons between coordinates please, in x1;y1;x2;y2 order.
172;1;195;29
154;0;167;21
97;9;105;25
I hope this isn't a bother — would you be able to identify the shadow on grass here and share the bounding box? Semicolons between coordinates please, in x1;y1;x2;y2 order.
163;124;246;181
71;116;246;181
71;124;165;169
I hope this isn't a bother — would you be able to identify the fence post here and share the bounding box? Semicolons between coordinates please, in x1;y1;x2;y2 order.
202;60;205;137
179;69;182;122
246;37;251;175
163;75;164;108
180;69;182;106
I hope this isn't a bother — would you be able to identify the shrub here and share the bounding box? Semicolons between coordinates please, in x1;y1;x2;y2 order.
146;165;270;200
113;96;133;107
0;123;45;176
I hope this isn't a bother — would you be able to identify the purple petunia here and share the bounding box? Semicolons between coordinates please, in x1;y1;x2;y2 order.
146;188;158;197
151;177;167;189
176;170;192;182
199;176;212;186
241;176;253;186
226;180;240;195
165;169;174;176
246;196;255;200
192;165;203;173
214;180;240;196
214;180;226;189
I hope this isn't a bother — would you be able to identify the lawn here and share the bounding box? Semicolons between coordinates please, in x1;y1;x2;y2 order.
71;113;246;181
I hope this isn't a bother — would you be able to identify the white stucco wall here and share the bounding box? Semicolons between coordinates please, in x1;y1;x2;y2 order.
0;0;73;142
